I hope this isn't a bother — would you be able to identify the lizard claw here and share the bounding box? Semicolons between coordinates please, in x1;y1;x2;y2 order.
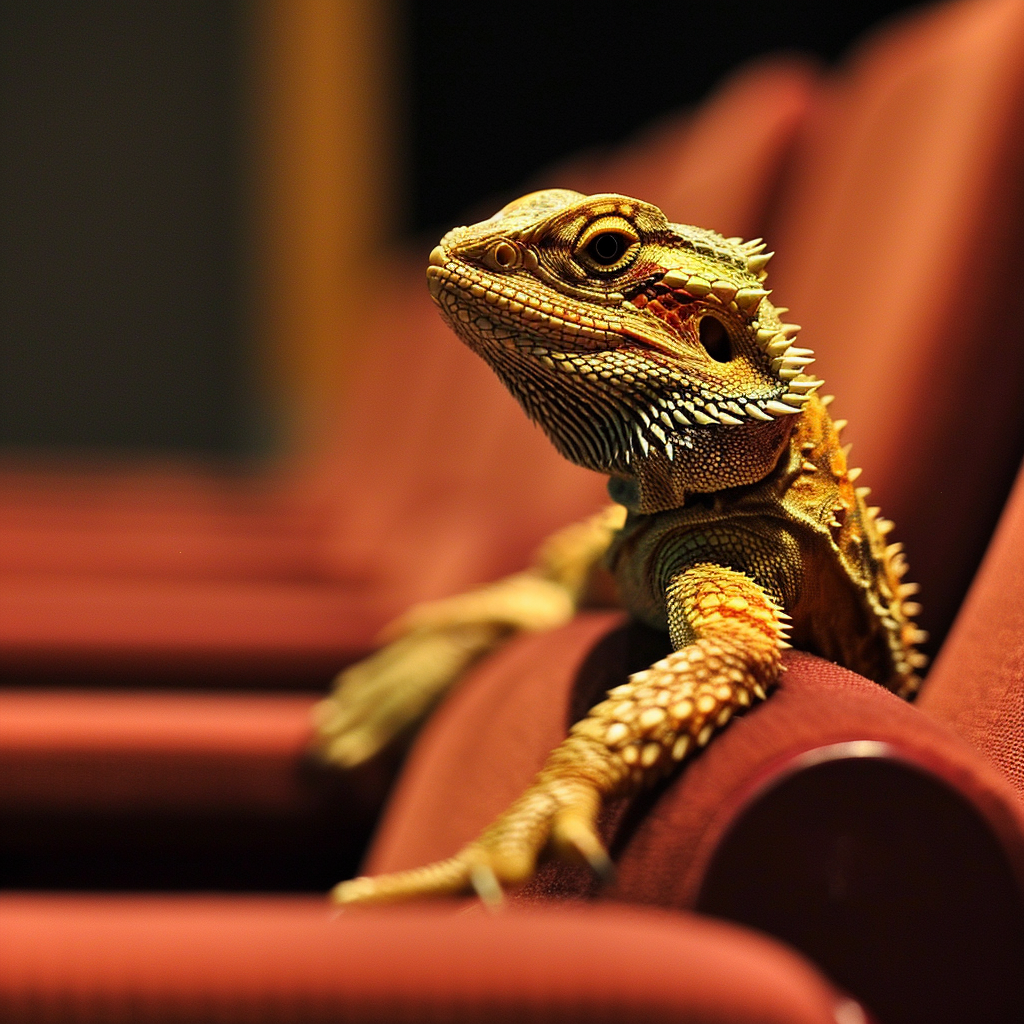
552;812;616;884
329;777;614;907
330;855;473;907
469;862;506;910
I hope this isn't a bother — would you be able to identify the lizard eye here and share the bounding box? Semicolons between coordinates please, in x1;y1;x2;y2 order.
587;232;627;265
576;216;640;274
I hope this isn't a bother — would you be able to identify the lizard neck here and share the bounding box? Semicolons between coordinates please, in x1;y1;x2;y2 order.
608;414;797;514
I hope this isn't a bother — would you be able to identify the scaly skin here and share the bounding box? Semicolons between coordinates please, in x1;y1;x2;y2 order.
328;190;926;905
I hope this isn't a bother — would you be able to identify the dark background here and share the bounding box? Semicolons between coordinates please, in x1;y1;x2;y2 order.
404;1;924;237
0;0;923;457
0;3;249;456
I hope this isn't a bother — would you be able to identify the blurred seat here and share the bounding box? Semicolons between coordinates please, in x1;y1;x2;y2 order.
5;0;1024;1022
0;898;852;1024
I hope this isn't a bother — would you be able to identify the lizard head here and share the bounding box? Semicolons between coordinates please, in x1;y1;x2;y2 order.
427;189;819;512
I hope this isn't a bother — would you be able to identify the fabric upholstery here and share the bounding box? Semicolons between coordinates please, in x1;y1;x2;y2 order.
919;455;1024;795
0;897;850;1024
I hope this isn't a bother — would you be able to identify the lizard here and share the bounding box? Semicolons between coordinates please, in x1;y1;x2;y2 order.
319;189;927;906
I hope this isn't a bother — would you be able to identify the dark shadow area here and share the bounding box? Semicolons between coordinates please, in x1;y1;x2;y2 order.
401;0;926;236
697;755;1024;1024
0;809;361;892
0;656;355;693
0;753;396;893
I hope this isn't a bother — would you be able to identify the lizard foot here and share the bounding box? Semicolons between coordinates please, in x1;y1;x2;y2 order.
331;773;611;908
314;573;579;769
313;622;507;768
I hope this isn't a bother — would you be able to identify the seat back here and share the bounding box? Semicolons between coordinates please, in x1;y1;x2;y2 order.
918;454;1024;794
765;0;1024;648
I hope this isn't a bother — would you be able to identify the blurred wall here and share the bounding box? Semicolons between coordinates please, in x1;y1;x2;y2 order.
0;0;395;461
0;3;249;457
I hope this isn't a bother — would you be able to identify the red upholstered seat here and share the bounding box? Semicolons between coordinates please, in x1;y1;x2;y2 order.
0;898;851;1024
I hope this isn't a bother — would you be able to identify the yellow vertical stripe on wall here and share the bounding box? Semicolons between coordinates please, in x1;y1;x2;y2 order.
248;0;396;454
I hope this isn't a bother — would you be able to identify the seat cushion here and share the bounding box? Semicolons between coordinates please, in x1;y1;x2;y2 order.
0;896;851;1024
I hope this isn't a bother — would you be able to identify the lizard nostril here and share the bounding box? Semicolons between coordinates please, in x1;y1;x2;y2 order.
698;316;732;363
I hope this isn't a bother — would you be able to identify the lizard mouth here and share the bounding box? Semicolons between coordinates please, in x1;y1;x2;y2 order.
427;250;630;352
426;248;448;299
427;245;818;429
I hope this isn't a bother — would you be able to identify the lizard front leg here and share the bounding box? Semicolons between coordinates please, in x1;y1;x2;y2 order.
331;562;788;906
313;505;625;768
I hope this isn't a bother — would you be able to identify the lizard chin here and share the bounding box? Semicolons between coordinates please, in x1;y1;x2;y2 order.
618;415;796;514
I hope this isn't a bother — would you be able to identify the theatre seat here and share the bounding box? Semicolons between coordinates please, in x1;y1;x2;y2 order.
4;1;1024;1022
0;899;853;1024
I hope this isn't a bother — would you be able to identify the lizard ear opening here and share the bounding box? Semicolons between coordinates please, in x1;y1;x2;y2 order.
698;316;732;363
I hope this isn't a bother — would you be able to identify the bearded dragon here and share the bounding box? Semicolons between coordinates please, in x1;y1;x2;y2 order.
318;190;926;906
